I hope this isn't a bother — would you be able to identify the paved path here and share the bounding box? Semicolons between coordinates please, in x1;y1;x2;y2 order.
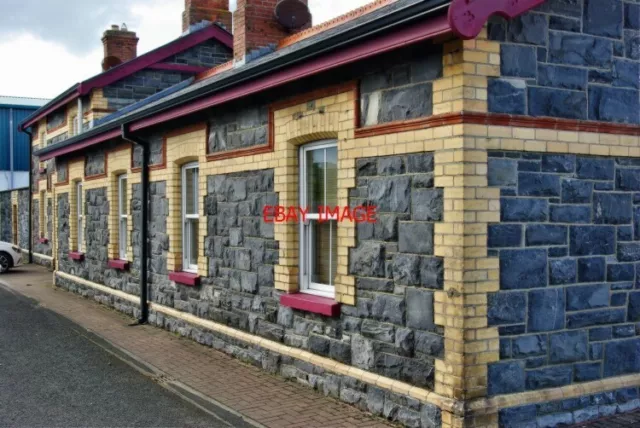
0;283;235;427
0;266;391;428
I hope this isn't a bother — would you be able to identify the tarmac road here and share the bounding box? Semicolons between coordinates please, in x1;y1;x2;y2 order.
0;284;231;428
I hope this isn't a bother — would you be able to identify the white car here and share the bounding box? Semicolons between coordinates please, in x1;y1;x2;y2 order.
0;241;22;273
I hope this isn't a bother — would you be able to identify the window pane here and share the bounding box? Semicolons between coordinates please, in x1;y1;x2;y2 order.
185;167;198;215
325;147;337;208
120;218;127;258
120;178;127;215
189;220;199;267
310;220;337;286
306;149;325;213
78;219;83;251
77;185;82;213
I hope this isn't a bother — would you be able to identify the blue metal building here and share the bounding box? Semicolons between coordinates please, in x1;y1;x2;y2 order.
0;96;49;191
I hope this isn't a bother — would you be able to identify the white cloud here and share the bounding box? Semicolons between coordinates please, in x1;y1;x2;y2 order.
0;0;377;99
0;33;101;99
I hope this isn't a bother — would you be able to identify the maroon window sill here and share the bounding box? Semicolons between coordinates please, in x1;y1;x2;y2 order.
38;238;49;244
69;251;84;261
169;271;200;287
280;293;341;317
108;259;130;271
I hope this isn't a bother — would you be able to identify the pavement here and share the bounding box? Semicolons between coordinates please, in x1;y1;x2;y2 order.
0;265;391;428
2;265;639;428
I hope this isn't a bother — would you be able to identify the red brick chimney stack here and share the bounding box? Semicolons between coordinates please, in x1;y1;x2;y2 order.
233;0;311;64
101;24;139;71
182;0;233;32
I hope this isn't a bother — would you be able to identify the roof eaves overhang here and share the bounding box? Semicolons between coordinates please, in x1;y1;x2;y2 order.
35;0;547;161
20;24;233;131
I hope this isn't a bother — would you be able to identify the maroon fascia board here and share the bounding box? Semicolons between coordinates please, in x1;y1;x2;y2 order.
131;14;451;131
280;293;341;317
22;25;232;130
107;259;130;270
169;271;201;286
148;63;209;74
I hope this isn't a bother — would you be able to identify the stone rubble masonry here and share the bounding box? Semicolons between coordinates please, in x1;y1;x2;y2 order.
488;0;640;124
85;148;106;177
487;151;640;395
0;191;12;243
17;189;29;251
132;133;165;169
46;108;66;132
103;70;196;111
359;45;443;127
165;39;232;68
207;105;269;154
498;385;640;427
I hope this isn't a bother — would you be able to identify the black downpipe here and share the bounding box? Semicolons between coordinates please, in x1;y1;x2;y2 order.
25;128;33;264
121;125;149;324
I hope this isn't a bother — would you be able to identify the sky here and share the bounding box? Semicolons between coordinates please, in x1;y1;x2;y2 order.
0;0;372;100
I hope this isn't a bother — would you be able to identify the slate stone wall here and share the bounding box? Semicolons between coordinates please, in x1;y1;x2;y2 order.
487;151;640;398
178;157;443;392
132;133;164;168
348;153;444;388
57;160;68;183
166;39;232;68
0;192;11;243
359;46;443;127
58;188;109;282
57;193;70;267
47;198;53;241
143;182;172;304
85;149;106;177
488;0;640;124
207;105;269;154
499;386;640;427
103;70;195;111
46;109;65;131
47;132;68;146
17;190;29;250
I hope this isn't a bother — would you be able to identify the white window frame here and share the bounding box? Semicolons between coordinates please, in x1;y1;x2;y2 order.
182;162;199;273
76;182;83;252
118;174;128;260
299;140;338;298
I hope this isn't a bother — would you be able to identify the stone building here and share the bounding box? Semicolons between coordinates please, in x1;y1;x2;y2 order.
5;0;640;427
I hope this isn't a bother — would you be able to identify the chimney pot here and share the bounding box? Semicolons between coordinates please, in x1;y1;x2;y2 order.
102;25;139;71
